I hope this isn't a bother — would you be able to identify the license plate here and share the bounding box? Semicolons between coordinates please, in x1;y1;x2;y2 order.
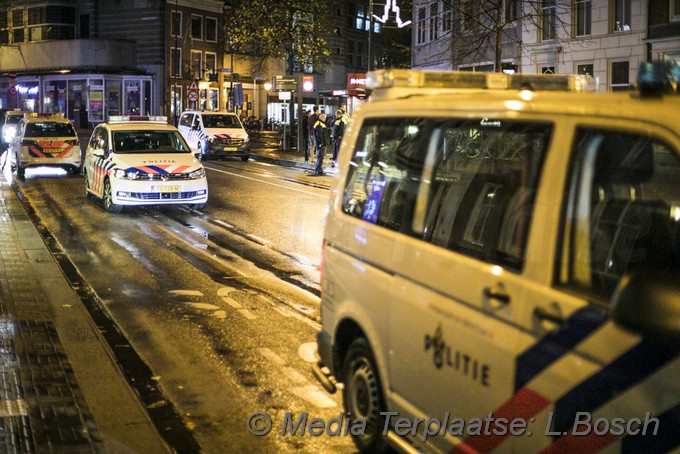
45;148;61;154
224;147;237;152
152;185;181;193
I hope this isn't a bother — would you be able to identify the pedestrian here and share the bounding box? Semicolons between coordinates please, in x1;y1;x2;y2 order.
308;106;319;162
331;109;347;167
302;110;310;163
313;113;331;176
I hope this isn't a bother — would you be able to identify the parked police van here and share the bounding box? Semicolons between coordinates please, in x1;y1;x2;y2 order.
177;110;250;161
314;62;680;453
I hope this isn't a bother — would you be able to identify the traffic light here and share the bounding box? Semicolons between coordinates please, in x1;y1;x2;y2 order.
302;75;314;93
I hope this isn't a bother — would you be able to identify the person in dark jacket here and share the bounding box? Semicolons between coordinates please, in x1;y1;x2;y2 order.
313;113;331;176
331;109;347;167
307;106;319;162
301;110;310;163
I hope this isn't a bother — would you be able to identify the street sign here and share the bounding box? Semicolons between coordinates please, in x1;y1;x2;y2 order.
188;80;199;91
188;91;199;102
220;68;233;73
273;75;297;92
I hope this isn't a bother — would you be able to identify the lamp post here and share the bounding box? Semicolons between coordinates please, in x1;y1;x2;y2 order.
263;82;272;129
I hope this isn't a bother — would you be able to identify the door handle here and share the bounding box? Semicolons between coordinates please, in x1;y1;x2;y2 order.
483;286;510;305
533;306;565;326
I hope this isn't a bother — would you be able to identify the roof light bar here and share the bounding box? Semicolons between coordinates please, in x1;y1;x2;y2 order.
26;112;65;118
108;115;168;124
366;69;596;93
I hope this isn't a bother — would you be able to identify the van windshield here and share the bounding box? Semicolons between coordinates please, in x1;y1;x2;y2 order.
25;122;76;137
202;115;241;128
113;130;192;154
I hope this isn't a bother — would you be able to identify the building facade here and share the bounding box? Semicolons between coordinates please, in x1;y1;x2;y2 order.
0;0;224;126
412;0;680;91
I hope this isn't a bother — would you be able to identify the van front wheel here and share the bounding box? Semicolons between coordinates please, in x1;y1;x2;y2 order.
342;338;389;454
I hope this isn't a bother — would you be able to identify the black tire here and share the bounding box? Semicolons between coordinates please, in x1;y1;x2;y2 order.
83;170;95;200
342;338;389;454
103;179;122;213
240;155;249;162
191;203;206;210
71;165;81;175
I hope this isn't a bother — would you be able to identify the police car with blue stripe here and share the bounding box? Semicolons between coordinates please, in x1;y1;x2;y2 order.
313;60;680;454
83;116;208;213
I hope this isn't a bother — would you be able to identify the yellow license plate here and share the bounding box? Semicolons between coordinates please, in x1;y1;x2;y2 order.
45;148;61;154
224;147;237;152
152;185;181;193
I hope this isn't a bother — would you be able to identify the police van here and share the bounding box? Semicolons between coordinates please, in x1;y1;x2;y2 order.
83;116;208;213
313;63;680;453
8;112;80;176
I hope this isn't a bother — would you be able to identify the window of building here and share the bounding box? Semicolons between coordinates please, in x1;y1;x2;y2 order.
171;48;182;77
26;6;76;41
577;63;594;76
347;1;356;28
541;0;557;41
442;8;453;33
205;17;217;42
171;10;182;36
80;14;89;39
674;0;680;18
505;0;518;21
11;8;24;43
612;0;631;31
417;7;427;43
191;14;203;40
205;52;217;81
0;11;8;44
429;3;439;41
460;1;474;33
610;60;629;90
191;50;202;79
574;0;591;36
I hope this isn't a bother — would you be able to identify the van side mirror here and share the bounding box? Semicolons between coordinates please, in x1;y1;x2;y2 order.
611;270;680;339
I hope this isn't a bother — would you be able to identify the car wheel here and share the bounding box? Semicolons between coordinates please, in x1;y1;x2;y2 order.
191;203;206;210
17;165;25;176
241;155;249;162
71;165;81;175
103;179;122;213
342;338;389;454
83;170;95;200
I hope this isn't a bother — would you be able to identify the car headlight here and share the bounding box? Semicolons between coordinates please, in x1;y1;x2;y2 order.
3;126;16;143
243;135;250;143
113;169;140;180
187;167;206;179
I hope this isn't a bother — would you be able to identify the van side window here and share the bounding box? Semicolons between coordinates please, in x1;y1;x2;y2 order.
559;128;680;299
179;113;193;128
343;117;552;270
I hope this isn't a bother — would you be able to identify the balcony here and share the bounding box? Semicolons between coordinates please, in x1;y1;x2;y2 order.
0;39;138;73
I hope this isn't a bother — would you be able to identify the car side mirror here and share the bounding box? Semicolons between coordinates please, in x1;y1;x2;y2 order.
611;270;680;339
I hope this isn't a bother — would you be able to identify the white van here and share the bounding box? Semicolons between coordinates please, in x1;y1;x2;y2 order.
314;67;680;453
177;110;250;161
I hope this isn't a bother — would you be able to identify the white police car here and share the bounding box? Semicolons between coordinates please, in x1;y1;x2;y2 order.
83;116;208;213
314;62;680;453
177;110;250;161
8;112;80;176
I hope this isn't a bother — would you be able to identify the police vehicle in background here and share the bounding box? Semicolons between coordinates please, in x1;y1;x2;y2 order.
314;61;680;453
83;116;208;213
177;110;250;161
8;112;80;176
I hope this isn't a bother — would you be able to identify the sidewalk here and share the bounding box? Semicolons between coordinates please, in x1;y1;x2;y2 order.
0;168;171;452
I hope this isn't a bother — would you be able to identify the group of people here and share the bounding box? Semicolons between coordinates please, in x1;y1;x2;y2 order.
302;106;349;176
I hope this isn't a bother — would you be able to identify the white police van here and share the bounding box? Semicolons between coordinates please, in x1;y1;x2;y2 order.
314;63;680;453
83;116;208;213
177;110;250;161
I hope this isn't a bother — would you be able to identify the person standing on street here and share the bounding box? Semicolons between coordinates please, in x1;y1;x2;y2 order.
308;106;319;162
313;113;331;176
302;110;310;163
331;109;347;167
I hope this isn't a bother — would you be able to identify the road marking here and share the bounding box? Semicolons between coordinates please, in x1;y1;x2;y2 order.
169;290;204;297
290;385;337;408
246;233;271;245
214;219;234;229
212;310;227;319
238;308;257;320
186;303;221;311
283;367;309;385
216;286;236;297
220;296;242;309
298;342;318;363
258;348;286;366
205;166;327;198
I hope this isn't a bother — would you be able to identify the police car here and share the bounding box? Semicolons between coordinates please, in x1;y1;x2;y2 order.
7;112;80;176
177;110;250;161
313;62;680;453
83;116;208;213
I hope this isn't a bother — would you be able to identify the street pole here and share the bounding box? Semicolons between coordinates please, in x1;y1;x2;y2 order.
229;49;234;112
368;0;373;72
173;0;179;126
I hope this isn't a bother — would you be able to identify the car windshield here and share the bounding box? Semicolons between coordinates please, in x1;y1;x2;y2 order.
202;115;241;128
6;114;25;125
25;122;76;137
113;130;191;154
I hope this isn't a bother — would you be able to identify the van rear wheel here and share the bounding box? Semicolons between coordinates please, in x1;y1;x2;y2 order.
342;337;389;454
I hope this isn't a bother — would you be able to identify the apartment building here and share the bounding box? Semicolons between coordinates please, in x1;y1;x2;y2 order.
412;0;680;91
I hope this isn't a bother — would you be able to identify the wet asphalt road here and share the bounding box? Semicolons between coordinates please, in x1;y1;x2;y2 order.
4;159;356;453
